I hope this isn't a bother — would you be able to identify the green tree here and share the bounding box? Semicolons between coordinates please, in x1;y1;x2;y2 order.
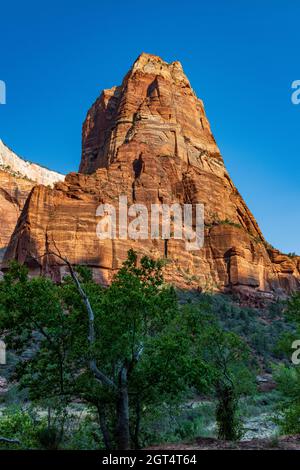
182;303;256;440
0;251;255;448
0;251;194;449
274;292;300;434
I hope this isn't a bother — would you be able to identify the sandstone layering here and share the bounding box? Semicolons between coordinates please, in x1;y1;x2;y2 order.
0;140;64;262
3;54;300;298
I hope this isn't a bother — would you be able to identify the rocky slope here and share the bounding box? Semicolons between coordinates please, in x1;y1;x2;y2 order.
0;140;64;262
3;54;300;297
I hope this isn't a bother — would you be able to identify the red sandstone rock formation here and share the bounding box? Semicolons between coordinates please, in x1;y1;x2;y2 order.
0;170;34;263
3;54;300;297
0;140;64;263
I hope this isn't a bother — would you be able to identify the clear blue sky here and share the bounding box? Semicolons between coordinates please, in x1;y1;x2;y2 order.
0;0;299;254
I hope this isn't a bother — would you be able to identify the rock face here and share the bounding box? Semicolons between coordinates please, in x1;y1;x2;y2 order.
3;54;300;297
0;140;64;262
0;140;65;187
0;169;34;263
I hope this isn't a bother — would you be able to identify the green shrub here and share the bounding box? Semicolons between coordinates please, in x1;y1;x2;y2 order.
216;386;243;441
203;294;291;366
287;252;297;258
62;414;103;450
0;406;46;449
36;426;62;450
273;364;300;434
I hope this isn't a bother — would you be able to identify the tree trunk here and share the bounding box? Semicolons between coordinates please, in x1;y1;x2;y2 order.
132;399;141;449
96;403;112;450
115;368;130;450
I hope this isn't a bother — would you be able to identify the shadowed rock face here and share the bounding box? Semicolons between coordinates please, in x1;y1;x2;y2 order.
0;141;65;264
0;170;35;263
3;54;300;298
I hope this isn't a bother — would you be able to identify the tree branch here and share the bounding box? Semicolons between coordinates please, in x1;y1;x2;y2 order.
0;437;21;444
29;242;116;390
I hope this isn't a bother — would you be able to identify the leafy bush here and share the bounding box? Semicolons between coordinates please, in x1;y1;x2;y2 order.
36;426;62;450
273;364;300;434
201;293;291;366
287;252;298;258
137;401;216;446
0;406;46;449
63;414;103;450
273;293;300;435
216;384;243;441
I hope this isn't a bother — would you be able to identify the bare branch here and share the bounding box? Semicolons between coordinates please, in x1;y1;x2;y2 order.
28;242;116;390
0;437;21;444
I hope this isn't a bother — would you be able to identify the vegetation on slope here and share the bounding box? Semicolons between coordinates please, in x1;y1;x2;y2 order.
0;251;299;449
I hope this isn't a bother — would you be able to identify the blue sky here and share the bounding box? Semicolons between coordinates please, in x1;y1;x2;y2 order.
0;0;299;253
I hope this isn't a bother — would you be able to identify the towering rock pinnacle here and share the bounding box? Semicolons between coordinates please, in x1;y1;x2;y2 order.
80;52;219;174
3;54;300;299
